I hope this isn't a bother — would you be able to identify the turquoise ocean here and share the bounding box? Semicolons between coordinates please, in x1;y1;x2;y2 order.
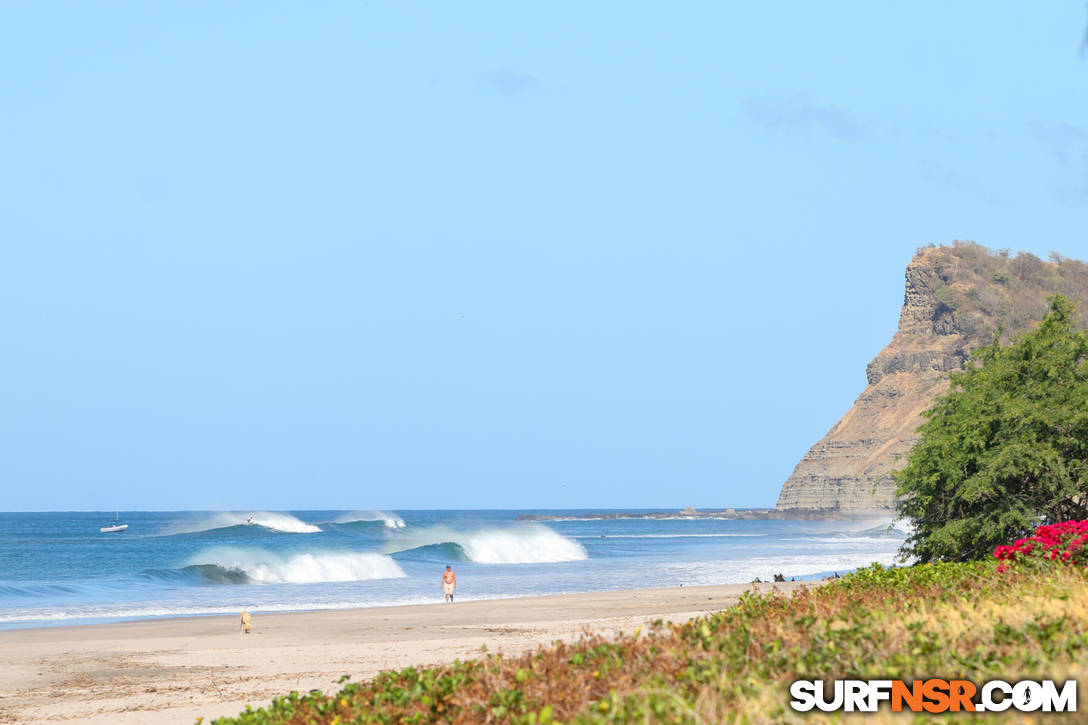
0;510;906;629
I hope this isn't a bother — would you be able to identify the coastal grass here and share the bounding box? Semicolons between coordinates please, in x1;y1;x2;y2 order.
209;562;1088;724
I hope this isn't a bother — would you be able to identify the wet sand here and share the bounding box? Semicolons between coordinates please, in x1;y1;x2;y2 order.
0;582;804;724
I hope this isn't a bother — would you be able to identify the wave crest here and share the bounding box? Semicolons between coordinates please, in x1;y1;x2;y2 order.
162;512;322;535
392;541;470;562
331;511;406;529
385;524;587;564
183;547;405;583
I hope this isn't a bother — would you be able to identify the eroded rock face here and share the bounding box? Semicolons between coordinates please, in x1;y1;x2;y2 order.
776;244;1088;512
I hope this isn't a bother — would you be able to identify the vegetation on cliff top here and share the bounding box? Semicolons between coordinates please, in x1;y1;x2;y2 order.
895;295;1088;563
209;559;1088;724
916;241;1088;341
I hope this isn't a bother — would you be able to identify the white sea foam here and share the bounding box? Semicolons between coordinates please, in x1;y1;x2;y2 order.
332;510;406;529
0;593;520;626
0;597;435;625
661;551;903;586
842;519;912;539
891;517;915;536
385;524;588;564
574;533;767;539
776;536;907;548
162;512;322;535
462;527;587;563
834;517;911;535
184;547;406;583
245;513;322;534
544;515;762;522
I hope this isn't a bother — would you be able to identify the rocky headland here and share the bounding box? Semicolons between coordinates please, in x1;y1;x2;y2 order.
776;243;1088;513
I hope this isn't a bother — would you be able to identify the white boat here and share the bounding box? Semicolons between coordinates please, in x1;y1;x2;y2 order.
100;513;128;533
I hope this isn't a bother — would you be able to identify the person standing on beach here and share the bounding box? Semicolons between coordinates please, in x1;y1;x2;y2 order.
442;565;457;602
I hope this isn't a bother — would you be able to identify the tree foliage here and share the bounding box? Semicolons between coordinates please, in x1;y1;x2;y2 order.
896;295;1088;562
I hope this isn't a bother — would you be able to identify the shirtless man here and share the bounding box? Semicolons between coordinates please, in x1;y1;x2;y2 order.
441;565;457;602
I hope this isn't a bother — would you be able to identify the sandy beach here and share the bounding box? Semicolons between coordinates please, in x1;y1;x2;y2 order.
0;582;803;724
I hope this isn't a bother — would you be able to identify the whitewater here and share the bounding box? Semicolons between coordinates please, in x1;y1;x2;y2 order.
0;509;907;628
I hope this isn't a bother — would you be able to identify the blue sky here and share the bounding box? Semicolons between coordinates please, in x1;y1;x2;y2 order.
2;2;1086;511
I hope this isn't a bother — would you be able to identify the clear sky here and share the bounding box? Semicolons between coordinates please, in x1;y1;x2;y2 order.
2;2;1086;511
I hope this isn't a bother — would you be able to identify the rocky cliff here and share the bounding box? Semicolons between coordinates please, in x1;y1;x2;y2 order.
776;243;1088;512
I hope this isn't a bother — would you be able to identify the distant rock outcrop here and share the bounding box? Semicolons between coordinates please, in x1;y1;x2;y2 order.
776;243;1088;512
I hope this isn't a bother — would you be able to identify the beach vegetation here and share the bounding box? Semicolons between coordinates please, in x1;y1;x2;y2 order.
995;519;1088;572
895;295;1088;563
208;559;1088;724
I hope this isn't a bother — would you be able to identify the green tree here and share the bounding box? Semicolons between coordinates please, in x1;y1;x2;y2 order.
896;295;1088;562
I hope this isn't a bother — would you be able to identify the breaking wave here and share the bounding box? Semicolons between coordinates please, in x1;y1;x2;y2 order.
850;519;912;538
574;533;767;539
661;550;904;586
181;547;405;584
161;512;322;535
391;541;470;563
384;524;587;564
331;511;406;529
891;518;914;536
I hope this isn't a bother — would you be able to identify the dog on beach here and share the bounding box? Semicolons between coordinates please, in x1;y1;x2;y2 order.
240;610;252;634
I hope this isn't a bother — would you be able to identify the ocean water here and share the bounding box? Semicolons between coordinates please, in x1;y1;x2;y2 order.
0;510;907;629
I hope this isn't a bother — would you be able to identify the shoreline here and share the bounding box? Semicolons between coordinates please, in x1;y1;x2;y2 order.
517;508;896;521
0;581;806;725
0;575;829;633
